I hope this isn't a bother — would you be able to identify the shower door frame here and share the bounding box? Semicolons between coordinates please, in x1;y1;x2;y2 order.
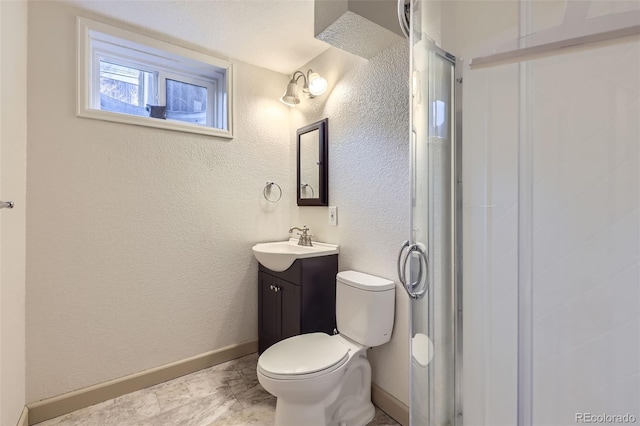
453;54;463;426
405;34;464;425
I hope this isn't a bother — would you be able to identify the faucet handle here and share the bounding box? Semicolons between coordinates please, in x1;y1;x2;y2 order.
289;225;309;234
289;225;310;234
294;227;314;246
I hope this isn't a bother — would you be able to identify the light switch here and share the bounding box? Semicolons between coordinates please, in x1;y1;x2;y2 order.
328;206;337;226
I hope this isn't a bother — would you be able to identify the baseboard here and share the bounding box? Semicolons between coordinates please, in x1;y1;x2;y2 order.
371;383;409;426
17;406;29;426
26;339;258;425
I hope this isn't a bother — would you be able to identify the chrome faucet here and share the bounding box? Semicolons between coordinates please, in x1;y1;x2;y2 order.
289;225;313;247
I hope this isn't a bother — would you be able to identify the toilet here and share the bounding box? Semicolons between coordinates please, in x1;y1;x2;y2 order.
257;270;395;426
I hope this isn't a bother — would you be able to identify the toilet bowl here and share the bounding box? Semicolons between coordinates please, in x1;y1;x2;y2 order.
257;270;395;426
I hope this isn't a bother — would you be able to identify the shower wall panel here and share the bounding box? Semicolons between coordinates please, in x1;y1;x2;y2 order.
458;1;639;425
529;37;640;425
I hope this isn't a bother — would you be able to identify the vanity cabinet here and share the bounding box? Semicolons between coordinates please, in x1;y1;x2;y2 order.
258;254;338;353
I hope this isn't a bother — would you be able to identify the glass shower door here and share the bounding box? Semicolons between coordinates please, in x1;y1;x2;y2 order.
398;2;462;424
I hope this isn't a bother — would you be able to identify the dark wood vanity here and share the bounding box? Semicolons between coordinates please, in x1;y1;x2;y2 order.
258;255;338;353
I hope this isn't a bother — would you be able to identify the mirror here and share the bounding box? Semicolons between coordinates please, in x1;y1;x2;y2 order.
297;119;328;206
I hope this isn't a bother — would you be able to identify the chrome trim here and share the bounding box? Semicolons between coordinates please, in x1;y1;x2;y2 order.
300;183;315;198
397;240;411;286
263;181;282;203
403;243;428;300
407;3;416;421
517;3;534;424
427;38;457;64
288;225;313;246
453;57;464;426
469;23;640;69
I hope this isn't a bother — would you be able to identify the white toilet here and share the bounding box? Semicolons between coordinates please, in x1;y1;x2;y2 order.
257;270;395;426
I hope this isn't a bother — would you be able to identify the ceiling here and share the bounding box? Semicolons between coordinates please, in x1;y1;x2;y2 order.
66;0;332;75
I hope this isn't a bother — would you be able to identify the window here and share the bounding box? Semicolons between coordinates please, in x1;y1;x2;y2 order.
99;61;155;117
78;17;233;138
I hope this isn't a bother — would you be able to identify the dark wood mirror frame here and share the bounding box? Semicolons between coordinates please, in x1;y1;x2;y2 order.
297;118;328;206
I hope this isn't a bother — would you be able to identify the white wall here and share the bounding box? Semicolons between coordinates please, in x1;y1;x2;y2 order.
0;0;28;423
443;1;640;424
26;1;292;402
289;42;411;404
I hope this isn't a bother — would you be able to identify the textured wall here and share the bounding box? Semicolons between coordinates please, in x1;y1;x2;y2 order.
316;11;403;59
64;0;330;75
0;0;27;423
289;42;411;404
26;1;292;402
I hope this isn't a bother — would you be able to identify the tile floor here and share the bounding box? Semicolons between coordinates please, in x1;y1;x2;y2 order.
35;353;399;426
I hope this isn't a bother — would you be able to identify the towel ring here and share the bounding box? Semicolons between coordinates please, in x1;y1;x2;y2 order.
263;181;282;203
300;183;315;198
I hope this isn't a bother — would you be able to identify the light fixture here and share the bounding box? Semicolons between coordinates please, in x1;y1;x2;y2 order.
280;69;327;107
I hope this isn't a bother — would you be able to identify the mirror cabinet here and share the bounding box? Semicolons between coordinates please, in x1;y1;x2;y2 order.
297;119;328;206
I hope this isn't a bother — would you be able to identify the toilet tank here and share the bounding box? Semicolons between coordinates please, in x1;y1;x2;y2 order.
336;270;395;347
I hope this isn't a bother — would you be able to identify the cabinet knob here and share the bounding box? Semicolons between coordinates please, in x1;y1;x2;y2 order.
268;284;281;292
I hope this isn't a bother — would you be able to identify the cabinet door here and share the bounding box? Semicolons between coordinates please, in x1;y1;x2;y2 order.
278;279;301;340
258;271;281;351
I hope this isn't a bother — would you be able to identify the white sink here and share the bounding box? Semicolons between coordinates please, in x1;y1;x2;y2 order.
252;239;339;272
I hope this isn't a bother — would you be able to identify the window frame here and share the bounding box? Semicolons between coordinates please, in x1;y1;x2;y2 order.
77;17;234;139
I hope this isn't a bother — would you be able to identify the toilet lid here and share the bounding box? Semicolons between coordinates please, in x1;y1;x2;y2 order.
258;333;350;377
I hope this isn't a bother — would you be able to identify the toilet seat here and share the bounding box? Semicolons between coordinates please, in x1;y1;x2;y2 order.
258;333;350;380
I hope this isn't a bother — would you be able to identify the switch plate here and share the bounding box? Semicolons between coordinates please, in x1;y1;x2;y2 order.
328;206;337;226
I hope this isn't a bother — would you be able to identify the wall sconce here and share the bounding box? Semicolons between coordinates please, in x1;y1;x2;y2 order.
280;69;328;107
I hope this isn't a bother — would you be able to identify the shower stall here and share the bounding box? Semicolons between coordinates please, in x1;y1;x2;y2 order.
397;1;463;425
399;0;639;425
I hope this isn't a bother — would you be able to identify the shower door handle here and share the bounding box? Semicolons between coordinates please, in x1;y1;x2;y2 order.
397;240;411;286
399;242;428;300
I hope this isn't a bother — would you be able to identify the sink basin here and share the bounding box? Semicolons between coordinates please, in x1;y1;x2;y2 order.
252;239;339;272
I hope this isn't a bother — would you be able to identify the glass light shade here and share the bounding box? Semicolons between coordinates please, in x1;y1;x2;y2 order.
307;72;328;96
280;79;300;106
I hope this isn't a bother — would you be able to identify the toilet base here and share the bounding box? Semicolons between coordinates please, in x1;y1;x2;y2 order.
274;396;375;426
271;350;375;426
329;398;375;426
274;400;326;426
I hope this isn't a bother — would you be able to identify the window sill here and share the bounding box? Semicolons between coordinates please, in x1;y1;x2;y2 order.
77;108;234;139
